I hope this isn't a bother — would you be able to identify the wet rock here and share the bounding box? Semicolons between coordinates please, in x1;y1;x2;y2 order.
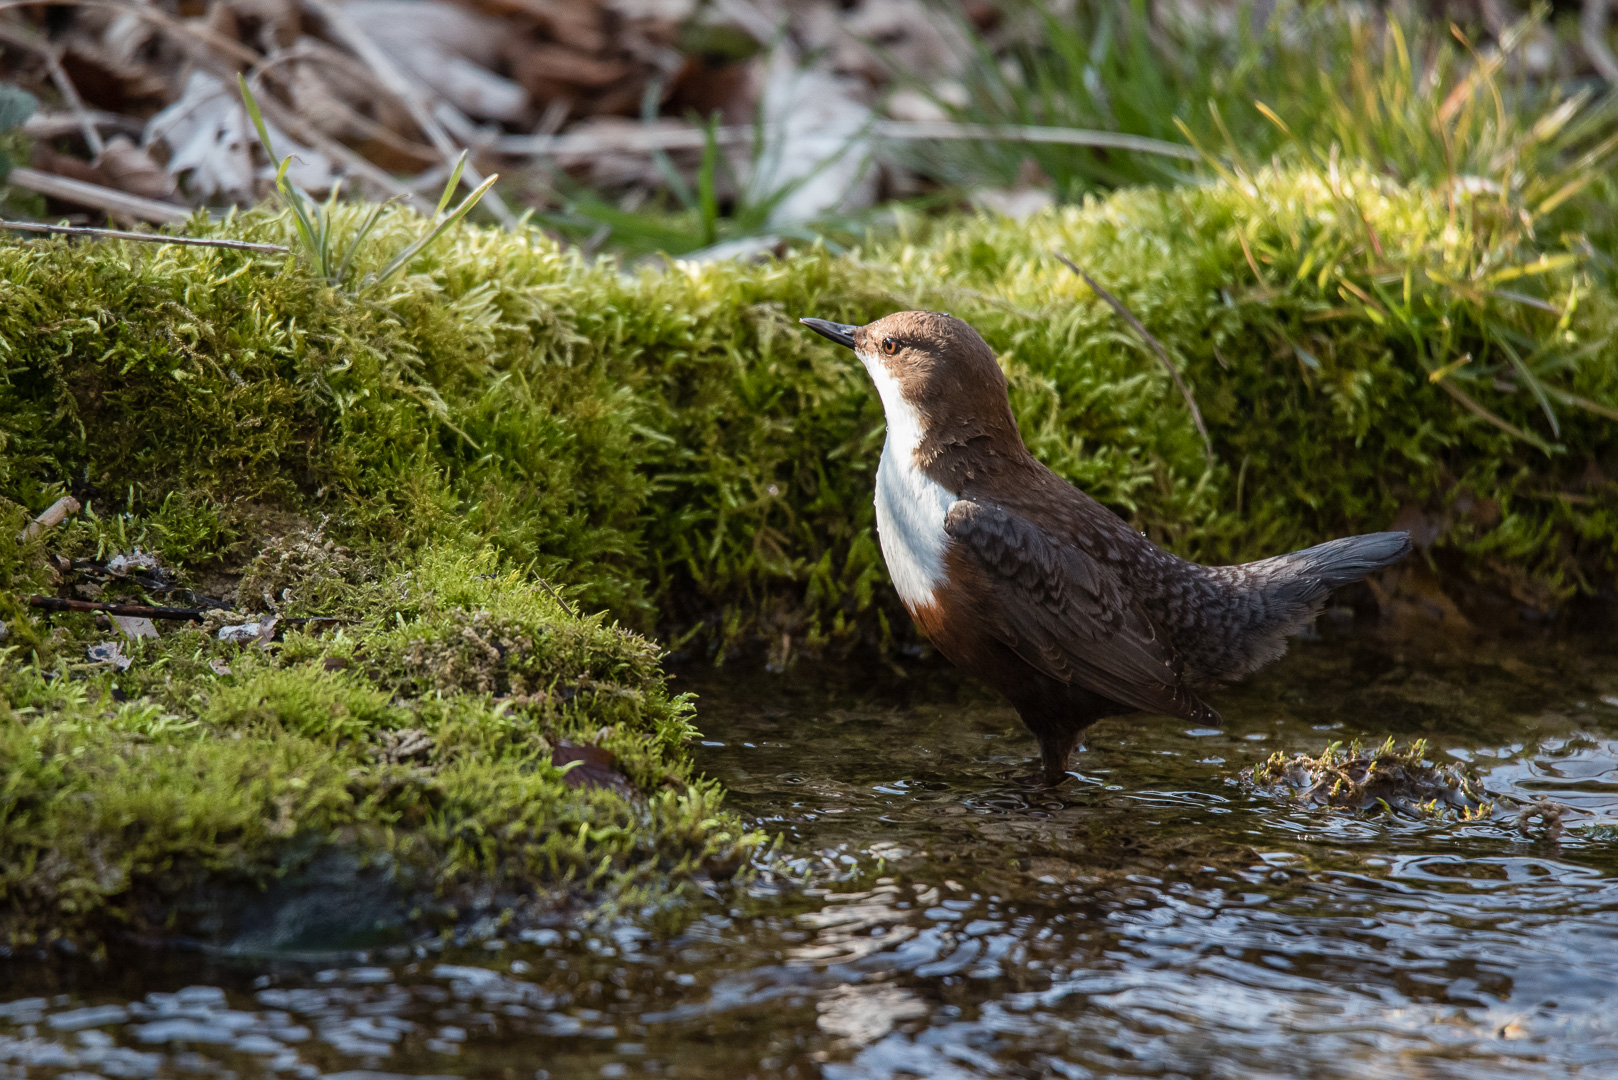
157;850;417;954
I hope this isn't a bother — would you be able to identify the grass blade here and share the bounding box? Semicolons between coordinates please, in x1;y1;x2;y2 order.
1501;339;1561;438
435;151;468;219
1435;377;1555;453
697;116;720;247
237;76;278;162
1054;250;1214;466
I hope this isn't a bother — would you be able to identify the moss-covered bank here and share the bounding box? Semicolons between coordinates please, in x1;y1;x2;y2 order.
3;161;1616;945
5;166;1616;648
0;539;756;950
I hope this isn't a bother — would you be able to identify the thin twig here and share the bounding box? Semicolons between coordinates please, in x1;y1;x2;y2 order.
27;596;208;621
1053;251;1215;465
5;166;190;222
299;0;517;227
536;578;579;618
23;109;142;140
495;119;1201;161
26;596;345;628
1;219;290;252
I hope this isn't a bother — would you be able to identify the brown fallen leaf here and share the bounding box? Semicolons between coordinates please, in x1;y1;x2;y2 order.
514;43;634;92
342;0;531;122
31;142;104;186
551;739;635;797
97;136;176;200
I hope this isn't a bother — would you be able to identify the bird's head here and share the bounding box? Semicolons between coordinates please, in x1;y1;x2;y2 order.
799;310;1016;456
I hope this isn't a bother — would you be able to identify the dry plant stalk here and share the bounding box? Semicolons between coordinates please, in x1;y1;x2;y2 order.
1053;251;1215;465
1;218;288;252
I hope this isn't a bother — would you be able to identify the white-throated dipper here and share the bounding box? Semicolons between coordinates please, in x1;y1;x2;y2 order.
800;310;1412;784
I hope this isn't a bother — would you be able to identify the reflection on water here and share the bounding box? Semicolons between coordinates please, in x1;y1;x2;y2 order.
4;625;1618;1078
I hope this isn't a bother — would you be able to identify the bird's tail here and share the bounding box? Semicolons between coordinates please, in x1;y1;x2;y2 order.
1267;531;1414;596
1199;531;1412;681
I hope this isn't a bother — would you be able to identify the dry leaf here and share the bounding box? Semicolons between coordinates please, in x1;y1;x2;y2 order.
147;71;335;199
97;136;177;200
343;0;530;121
749;51;876;225
551;740;635;796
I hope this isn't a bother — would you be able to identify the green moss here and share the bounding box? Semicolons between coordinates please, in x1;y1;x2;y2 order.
4;168;1617;650
1245;737;1494;818
0;546;758;946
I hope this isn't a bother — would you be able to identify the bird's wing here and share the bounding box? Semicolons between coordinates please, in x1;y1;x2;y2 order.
944;499;1216;723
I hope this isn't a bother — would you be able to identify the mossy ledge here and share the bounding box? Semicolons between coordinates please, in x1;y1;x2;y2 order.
3;162;1617;946
0;542;758;951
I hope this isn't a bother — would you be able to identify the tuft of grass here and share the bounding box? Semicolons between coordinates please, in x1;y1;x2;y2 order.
899;2;1617;205
894;0;1210;194
238;76;498;290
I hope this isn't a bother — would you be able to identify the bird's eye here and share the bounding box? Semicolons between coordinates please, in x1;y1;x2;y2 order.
880;338;899;356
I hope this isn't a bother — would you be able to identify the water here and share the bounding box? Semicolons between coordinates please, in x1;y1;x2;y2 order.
5;621;1618;1079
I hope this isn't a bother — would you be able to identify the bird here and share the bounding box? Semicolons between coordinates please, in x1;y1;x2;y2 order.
799;310;1412;785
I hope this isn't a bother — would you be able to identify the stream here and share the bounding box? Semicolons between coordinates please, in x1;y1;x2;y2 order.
4;620;1618;1078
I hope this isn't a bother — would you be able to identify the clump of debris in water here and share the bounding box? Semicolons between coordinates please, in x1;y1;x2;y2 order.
1244;738;1568;837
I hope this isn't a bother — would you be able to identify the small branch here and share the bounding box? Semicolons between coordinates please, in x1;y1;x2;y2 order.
27;596;207;621
1583;0;1618;84
18;495;80;542
495;120;1201;162
874;120;1201;160
536;578;580;618
1054;252;1215;465
5;166;190;223
23;109;142;140
1;219;289;253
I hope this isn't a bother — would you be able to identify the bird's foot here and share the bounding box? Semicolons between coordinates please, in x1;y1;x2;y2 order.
1000;762;1088;788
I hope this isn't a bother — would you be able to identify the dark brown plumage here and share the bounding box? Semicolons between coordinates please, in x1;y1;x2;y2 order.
801;310;1411;784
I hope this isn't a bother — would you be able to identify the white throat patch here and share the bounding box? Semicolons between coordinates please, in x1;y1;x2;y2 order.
858;347;957;609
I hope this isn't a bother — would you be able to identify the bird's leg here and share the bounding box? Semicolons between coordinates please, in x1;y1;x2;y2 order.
1037;728;1083;787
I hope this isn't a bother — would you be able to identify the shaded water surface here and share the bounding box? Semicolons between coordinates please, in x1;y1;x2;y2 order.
5;624;1618;1078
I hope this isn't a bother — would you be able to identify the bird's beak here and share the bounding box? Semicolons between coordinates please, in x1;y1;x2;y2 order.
799;317;858;349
